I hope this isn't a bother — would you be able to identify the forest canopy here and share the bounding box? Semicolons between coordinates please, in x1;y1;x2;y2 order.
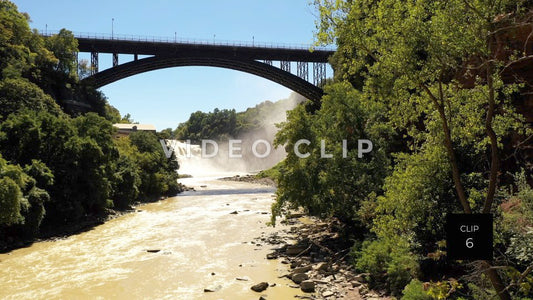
0;0;181;249
268;0;533;299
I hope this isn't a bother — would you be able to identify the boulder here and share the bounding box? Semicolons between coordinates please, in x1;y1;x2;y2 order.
291;273;309;284
286;245;308;255
203;285;221;292
292;265;312;274
351;281;362;287
314;262;328;273
322;291;335;297
251;282;269;292
300;280;315;293
353;274;365;282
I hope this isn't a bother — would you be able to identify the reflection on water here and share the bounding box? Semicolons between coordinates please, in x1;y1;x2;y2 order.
0;176;302;299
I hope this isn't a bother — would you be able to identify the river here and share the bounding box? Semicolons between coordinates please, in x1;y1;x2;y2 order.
0;176;304;299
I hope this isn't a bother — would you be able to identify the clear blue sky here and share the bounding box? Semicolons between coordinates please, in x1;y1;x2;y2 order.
13;0;331;130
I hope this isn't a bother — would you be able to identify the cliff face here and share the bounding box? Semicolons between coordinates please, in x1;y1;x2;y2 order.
495;14;533;124
493;13;533;174
457;13;533;123
455;12;533;178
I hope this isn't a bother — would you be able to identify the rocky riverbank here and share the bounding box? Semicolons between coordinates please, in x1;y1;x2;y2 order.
252;216;392;300
219;174;276;187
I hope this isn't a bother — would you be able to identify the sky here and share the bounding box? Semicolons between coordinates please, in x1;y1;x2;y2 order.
13;0;332;130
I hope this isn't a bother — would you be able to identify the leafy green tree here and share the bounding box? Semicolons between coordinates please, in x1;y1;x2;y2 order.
129;131;181;200
0;0;39;79
0;111;117;222
273;82;391;225
312;0;533;298
19;160;53;235
111;154;140;209
0;77;62;121
43;29;78;80
0;1;185;243
0;176;22;225
175;108;237;141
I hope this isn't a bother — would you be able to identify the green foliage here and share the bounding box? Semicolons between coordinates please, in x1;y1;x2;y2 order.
43;29;78;80
371;144;458;252
0;176;22;225
272;82;391;224
307;0;533;296
129;131;181;200
490;171;533;299
0;78;62;121
355;236;419;295
402;280;432;300
21;187;49;235
256;160;282;179
23;159;54;188
111;154;140;209
0;153;40;227
175;108;237;141
175;96;304;141
0;0;54;80
0;1;183;246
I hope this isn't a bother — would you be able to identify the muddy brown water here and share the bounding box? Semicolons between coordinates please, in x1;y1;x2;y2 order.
0;176;305;299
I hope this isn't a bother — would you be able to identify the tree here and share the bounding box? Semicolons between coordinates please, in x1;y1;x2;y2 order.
128;131;181;201
0;1;56;82
0;177;22;225
0;77;62;121
313;0;533;298
43;29;78;80
272;82;391;225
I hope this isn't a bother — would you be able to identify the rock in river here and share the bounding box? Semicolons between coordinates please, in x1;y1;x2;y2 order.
291;273;309;284
300;280;315;293
203;285;222;292
251;282;269;292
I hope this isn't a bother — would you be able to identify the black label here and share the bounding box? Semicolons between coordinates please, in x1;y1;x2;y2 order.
446;214;493;260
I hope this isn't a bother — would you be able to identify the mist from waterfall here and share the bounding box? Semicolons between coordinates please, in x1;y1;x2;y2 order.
168;93;305;177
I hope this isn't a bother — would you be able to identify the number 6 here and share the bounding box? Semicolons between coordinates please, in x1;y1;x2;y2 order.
466;238;474;248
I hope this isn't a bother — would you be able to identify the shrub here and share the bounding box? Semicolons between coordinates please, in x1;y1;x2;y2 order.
355;236;419;295
402;280;432;300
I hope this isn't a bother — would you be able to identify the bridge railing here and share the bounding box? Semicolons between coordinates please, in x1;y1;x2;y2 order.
40;30;336;51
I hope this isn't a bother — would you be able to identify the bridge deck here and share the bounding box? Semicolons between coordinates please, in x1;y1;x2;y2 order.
76;37;333;62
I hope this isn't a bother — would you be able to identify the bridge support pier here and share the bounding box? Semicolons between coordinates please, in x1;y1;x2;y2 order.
113;53;119;67
280;61;290;72
297;62;308;81
313;62;326;86
90;52;99;75
134;54;138;61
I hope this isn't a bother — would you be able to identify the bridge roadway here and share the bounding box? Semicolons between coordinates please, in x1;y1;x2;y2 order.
76;37;333;62
70;34;334;101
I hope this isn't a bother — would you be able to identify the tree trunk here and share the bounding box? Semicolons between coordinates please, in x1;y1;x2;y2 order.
482;64;499;214
420;83;472;213
482;261;511;300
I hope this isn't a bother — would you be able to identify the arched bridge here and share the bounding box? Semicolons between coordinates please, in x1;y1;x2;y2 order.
70;34;334;102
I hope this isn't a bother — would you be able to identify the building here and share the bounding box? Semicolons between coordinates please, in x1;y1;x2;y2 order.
113;123;157;137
